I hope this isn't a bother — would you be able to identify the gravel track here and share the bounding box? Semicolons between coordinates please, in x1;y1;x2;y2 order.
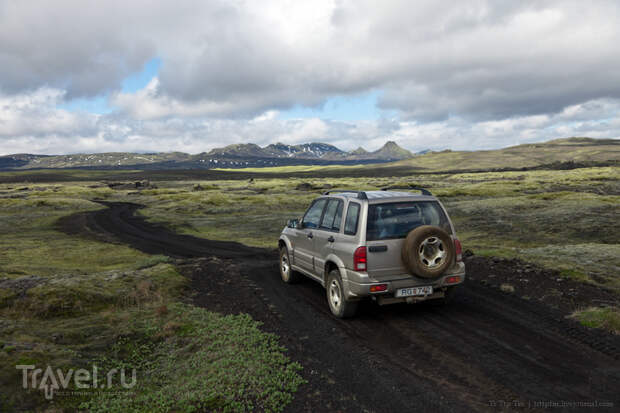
58;202;620;412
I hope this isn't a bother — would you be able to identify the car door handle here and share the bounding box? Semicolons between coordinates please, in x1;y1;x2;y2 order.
327;236;335;242
307;232;313;239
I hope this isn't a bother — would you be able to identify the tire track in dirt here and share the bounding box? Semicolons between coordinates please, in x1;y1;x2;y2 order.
58;202;620;412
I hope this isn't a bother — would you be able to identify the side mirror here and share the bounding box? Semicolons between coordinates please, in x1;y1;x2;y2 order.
287;218;300;229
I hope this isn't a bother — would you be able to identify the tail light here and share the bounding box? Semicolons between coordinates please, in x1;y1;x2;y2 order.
369;284;387;293
454;239;463;262
445;276;461;284
353;246;367;271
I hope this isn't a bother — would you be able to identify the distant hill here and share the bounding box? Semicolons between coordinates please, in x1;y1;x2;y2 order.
0;154;46;169
388;137;620;172
350;147;369;156
0;141;414;170
369;141;414;160
3;152;192;169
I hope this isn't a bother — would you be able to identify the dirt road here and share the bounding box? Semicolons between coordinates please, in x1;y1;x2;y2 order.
59;202;620;412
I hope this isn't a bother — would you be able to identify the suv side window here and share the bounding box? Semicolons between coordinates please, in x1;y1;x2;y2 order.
302;199;327;229
332;201;343;231
344;202;361;235
320;199;343;231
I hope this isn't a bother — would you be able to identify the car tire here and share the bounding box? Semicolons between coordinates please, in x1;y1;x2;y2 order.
401;225;455;278
326;269;358;318
279;247;301;284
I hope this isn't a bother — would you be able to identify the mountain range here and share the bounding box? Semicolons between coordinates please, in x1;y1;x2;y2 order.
0;141;416;170
2;137;617;172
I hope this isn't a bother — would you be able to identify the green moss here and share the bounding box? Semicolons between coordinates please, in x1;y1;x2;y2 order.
520;244;620;291
0;198;170;277
572;307;620;334
0;288;17;305
559;269;591;283
0;264;185;317
0;182;305;411
80;303;305;413
0;231;161;277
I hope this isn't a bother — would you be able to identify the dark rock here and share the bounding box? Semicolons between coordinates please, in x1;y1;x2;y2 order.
0;275;46;292
464;249;475;257
107;182;132;189
295;182;316;191
108;180;153;190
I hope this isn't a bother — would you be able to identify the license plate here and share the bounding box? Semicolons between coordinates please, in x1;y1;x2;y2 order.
395;286;433;297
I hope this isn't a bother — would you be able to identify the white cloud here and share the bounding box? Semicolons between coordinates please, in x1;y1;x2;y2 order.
2;1;620;118
0;87;618;155
0;88;99;139
1;1;620;153
110;78;243;119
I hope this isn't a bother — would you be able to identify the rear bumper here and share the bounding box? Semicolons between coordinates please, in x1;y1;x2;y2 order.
343;262;466;301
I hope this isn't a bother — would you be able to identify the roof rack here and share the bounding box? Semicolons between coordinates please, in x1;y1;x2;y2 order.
380;186;433;196
323;190;368;200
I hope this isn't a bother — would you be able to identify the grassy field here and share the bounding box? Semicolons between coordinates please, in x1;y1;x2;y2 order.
389;137;620;172
0;184;303;411
0;162;618;409
132;167;620;290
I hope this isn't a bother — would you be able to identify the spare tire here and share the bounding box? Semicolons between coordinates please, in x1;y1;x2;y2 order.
401;225;455;278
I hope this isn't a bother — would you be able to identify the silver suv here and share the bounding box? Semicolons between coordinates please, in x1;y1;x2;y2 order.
278;189;466;318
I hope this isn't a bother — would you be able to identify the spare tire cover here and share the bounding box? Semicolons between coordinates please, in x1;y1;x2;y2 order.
401;225;455;278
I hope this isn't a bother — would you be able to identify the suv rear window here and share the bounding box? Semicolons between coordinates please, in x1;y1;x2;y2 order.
366;201;451;241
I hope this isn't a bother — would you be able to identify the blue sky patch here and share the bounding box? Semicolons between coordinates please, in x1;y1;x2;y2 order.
59;57;161;114
57;94;112;114
278;90;392;121
121;57;162;93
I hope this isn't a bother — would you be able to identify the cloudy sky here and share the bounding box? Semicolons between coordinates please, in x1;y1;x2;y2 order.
1;0;620;155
